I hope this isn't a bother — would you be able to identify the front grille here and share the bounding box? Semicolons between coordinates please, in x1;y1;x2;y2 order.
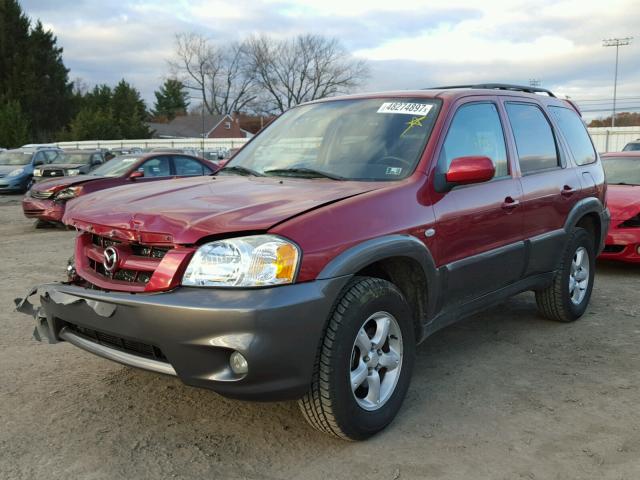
23;209;45;217
65;322;167;361
30;190;54;199
42;168;65;177
603;244;625;253
84;234;170;287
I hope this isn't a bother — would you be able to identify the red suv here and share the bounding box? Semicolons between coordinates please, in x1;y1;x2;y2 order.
17;84;608;440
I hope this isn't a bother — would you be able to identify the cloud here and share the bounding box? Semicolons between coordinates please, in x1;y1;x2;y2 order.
20;0;640;120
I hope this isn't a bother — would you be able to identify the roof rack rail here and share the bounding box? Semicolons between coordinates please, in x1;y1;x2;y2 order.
425;83;556;98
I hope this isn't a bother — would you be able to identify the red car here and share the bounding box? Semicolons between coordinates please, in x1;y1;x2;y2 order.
22;152;217;226
600;152;640;262
18;84;608;440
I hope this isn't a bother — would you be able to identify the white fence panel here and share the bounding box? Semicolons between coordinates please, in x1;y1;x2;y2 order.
587;127;640;153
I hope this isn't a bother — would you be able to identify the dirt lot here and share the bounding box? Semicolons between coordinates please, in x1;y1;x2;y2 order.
0;193;638;480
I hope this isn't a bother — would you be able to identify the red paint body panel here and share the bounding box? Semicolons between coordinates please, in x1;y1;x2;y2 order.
599;185;640;263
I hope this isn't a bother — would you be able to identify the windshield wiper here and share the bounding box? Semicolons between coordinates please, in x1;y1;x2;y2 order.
263;167;346;180
219;165;265;177
610;182;639;186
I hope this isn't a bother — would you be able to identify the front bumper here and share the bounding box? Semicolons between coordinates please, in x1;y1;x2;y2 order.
22;197;65;222
16;278;350;401
599;220;640;263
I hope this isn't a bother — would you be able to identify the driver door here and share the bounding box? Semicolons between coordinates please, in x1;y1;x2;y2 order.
432;98;525;308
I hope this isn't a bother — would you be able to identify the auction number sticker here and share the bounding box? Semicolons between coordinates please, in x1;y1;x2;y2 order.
377;102;433;115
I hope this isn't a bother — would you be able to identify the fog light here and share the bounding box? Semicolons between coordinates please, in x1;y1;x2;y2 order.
636;245;640;255
230;351;248;375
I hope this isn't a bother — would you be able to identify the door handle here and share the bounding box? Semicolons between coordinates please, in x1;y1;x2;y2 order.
561;185;576;197
501;196;520;210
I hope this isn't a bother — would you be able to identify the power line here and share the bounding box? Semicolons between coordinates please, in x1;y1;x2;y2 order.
602;37;633;127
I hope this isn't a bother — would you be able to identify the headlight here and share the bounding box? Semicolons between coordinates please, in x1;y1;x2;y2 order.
54;187;80;200
33;168;42;176
9;168;24;177
67;169;80;176
182;235;300;287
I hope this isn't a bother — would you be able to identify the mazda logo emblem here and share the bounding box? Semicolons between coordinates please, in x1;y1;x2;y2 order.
103;246;119;273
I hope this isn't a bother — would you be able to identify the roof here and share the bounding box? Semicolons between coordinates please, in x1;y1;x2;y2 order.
148;114;229;138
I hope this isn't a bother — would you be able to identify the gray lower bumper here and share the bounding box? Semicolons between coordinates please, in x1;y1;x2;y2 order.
16;277;350;401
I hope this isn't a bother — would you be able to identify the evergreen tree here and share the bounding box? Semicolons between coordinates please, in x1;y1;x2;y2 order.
152;79;189;121
0;1;73;141
112;79;150;138
0;100;29;147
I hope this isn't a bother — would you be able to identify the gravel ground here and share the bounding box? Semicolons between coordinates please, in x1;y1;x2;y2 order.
0;193;639;480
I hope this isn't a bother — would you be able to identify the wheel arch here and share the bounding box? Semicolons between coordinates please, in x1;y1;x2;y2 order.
317;235;439;342
563;197;607;253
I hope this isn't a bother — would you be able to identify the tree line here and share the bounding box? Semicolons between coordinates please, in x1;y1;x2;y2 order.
0;0;368;147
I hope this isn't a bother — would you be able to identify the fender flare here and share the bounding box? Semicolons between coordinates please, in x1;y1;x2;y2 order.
317;234;440;324
563;197;608;251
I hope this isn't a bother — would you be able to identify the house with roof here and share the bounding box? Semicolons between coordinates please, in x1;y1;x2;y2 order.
147;113;246;139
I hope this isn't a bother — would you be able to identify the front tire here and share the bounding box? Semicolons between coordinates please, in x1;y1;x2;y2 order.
535;227;595;322
299;277;415;440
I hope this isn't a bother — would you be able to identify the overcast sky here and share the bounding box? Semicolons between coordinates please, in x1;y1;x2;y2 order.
21;0;640;120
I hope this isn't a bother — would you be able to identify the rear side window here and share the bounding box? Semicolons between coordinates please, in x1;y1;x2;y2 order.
173;156;209;175
439;102;509;178
505;103;559;174
549;106;596;165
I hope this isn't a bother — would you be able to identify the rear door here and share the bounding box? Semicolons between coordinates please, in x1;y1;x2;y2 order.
432;98;525;308
501;100;580;275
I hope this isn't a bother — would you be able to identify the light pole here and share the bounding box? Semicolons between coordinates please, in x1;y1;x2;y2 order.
602;37;633;128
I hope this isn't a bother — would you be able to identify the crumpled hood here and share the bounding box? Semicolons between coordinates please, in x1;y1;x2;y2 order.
64;175;384;244
607;185;640;220
32;175;101;191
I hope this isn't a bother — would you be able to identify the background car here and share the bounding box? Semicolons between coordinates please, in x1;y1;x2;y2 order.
622;139;640;152
599;152;640;262
22;152;217;225
32;149;105;182
0;146;62;193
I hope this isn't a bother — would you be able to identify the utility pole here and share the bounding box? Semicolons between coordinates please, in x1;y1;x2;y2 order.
603;37;633;128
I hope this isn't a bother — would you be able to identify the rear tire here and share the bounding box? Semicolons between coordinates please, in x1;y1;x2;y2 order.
535;227;595;322
299;277;415;440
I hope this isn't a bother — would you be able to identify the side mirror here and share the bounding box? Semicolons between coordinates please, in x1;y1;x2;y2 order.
129;170;144;179
445;156;495;187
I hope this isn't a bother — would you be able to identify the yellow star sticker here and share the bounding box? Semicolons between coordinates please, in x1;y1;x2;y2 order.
401;115;427;137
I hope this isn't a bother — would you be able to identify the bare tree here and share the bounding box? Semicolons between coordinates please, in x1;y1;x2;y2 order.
168;33;257;115
246;34;370;114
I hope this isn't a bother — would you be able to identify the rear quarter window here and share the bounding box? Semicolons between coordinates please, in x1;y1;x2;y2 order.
549;106;596;166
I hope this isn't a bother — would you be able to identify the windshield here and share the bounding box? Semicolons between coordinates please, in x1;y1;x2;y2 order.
603;157;640;185
225;98;440;181
90;156;139;177
0;151;32;165
52;152;92;164
623;143;640;152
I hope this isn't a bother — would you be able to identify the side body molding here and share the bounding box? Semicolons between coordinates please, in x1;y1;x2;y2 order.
317;234;440;331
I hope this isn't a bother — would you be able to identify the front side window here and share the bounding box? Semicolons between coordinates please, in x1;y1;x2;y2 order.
439;102;509;178
225;98;441;181
139;156;171;177
623;143;640;152
549;106;596;166
506;103;559;174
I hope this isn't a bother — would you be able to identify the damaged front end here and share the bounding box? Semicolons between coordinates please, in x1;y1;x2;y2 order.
15;283;117;344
